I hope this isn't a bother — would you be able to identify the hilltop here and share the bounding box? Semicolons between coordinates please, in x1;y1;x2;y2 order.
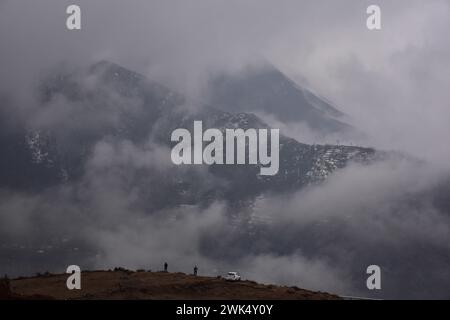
3;270;339;300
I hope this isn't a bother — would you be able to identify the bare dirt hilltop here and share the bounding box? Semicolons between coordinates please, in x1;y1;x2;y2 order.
5;270;340;300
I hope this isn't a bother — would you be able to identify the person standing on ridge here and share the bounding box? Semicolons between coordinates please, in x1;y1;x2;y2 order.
164;262;168;272
194;265;198;276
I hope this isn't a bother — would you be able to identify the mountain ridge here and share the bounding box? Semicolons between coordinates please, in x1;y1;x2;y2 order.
1;60;379;202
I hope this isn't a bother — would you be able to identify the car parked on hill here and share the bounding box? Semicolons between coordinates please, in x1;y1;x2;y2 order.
224;272;241;281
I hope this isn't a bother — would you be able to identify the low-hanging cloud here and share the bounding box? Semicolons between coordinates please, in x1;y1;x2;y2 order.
2;143;450;298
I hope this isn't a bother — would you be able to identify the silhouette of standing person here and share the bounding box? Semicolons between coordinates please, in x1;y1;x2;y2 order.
194;265;198;276
164;262;168;272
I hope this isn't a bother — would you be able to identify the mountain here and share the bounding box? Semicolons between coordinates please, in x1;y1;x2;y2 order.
0;61;377;206
208;64;355;136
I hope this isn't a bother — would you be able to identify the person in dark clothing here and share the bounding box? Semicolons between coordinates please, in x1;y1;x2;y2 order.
193;265;198;276
164;262;168;272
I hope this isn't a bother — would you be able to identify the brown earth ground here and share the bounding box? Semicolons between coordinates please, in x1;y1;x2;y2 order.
4;270;340;300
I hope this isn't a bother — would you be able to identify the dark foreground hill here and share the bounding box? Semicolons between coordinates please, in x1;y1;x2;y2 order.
3;270;339;300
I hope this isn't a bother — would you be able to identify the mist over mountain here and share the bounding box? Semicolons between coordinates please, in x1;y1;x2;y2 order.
208;63;354;136
1;61;450;299
0;61;378;208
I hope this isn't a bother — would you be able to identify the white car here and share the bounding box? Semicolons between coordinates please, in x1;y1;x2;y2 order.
224;272;241;281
